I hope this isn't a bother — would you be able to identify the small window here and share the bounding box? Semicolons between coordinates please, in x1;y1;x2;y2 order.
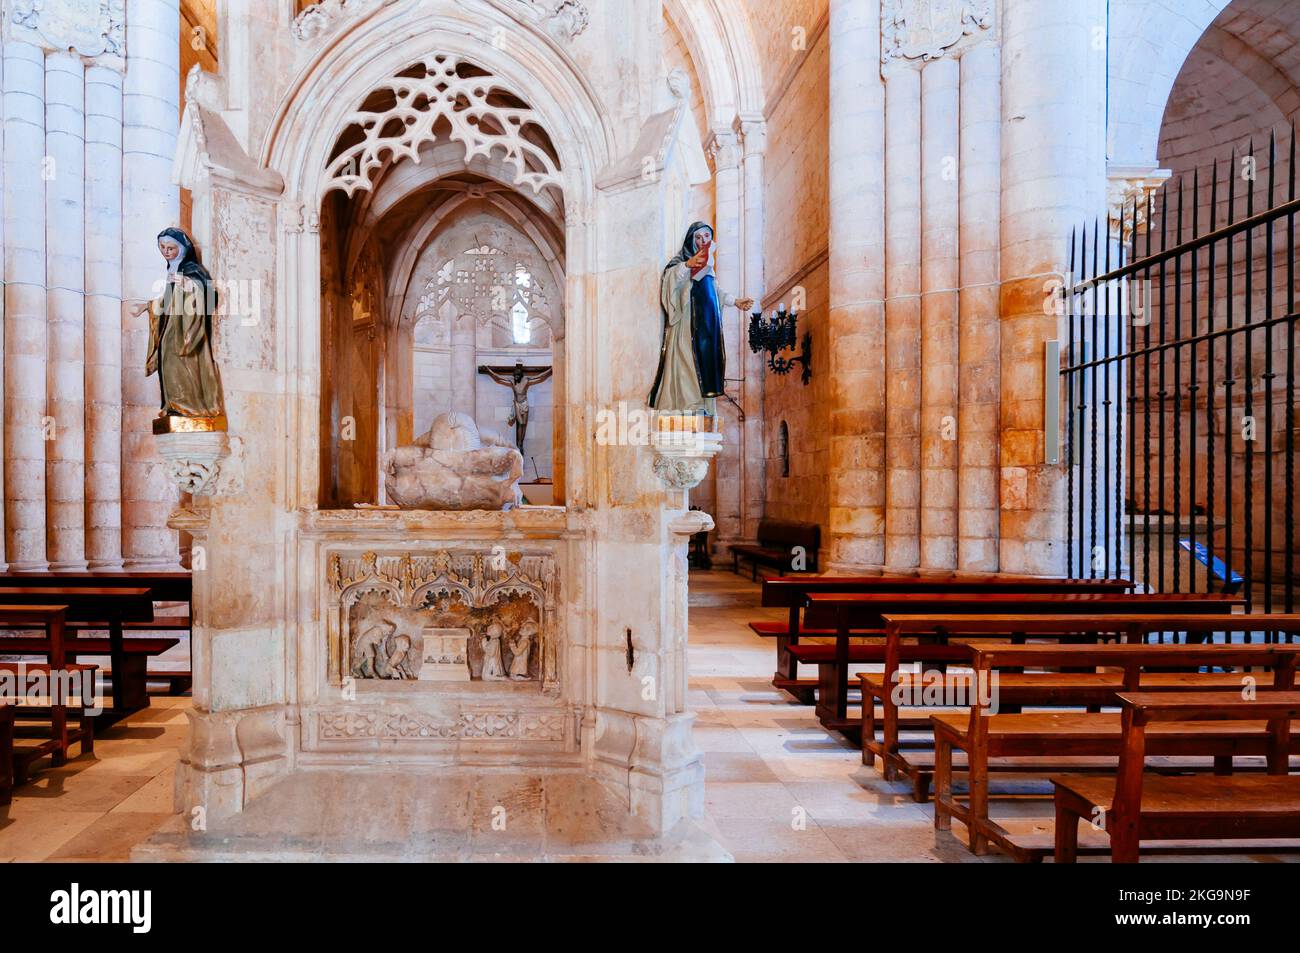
778;420;790;478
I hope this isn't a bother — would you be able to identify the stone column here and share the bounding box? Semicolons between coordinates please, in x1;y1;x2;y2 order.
45;52;88;570
999;0;1107;574
85;65;126;568
957;42;1002;571
121;0;181;568
920;57;960;571
450;309;477;421
738;118;766;542
827;0;886;569
708;127;742;551
3;40;49;570
884;65;922;572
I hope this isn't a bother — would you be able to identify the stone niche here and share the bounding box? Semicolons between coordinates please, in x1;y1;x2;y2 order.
304;525;574;758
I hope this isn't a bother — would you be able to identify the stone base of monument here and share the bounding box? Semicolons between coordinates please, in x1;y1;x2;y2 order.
133;768;732;862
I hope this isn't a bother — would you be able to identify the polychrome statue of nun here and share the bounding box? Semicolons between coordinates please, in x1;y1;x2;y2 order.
648;222;752;414
134;227;226;426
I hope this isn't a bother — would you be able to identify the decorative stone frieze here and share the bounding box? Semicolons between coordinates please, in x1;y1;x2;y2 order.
7;0;125;66
881;0;993;65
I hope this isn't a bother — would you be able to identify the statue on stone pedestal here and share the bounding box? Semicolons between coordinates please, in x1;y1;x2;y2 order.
132;227;227;434
479;362;552;453
648;221;753;416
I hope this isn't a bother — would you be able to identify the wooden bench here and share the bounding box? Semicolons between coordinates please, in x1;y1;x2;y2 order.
758;574;1132;703
929;640;1300;860
0;569;191;603
0;636;183;706
0;605;96;792
1053;691;1300;863
0;571;192;696
0;586;154;722
807;591;1241;738
865;613;1298;801
731;519;820;580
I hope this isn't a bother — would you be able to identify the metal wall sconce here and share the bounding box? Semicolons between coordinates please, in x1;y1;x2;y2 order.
747;305;812;385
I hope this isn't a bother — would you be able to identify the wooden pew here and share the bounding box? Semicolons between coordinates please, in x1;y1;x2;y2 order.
0;586;153;722
929;639;1300;859
757;575;1131;702
0;604;96;790
0;569;191;603
807;591;1241;738
866;613;1293;801
0;570;192;696
1053;691;1300;862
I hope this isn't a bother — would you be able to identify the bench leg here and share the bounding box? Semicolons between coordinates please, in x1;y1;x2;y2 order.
933;735;952;832
1213;754;1233;776
912;772;931;804
1054;800;1080;864
862;694;876;767
0;714;12;806
50;702;69;768
1111;819;1140;864
79;708;95;757
968;746;989;855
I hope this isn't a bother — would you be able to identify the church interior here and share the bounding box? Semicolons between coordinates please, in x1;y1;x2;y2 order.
1;0;1300;874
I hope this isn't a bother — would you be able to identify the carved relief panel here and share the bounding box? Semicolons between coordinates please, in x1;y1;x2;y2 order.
325;547;559;693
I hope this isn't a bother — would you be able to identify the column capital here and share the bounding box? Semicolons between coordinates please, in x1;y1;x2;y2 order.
734;116;767;157
1107;164;1172;240
880;0;994;68
705;128;741;171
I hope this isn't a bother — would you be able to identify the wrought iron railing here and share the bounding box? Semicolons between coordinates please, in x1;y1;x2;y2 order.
1063;130;1298;614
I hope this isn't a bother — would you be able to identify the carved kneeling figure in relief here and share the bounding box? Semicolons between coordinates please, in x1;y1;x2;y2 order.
351;618;417;680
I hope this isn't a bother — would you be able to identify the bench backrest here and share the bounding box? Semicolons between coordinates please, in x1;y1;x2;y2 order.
1112;692;1300;818
755;519;820;551
0;571;191;602
761;574;1132;608
885;613;1300;642
809;592;1242;628
0;587;154;623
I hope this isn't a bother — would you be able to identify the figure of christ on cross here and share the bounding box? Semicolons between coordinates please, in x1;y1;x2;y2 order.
478;361;553;453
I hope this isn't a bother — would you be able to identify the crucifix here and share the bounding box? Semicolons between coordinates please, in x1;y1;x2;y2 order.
478;361;553;453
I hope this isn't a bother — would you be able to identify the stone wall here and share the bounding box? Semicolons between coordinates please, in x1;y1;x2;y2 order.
757;6;831;548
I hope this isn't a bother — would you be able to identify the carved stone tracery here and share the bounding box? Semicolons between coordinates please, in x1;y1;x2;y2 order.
322;54;564;200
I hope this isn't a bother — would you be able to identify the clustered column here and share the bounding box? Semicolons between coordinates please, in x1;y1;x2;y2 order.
121;0;182;568
998;0;1107;573
957;42;1002;571
868;18;1008;572
45;52;89;570
709;127;743;550
883;63;921;572
3;39;48;570
919;56;960;571
827;0;887;569
0;2;181;570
